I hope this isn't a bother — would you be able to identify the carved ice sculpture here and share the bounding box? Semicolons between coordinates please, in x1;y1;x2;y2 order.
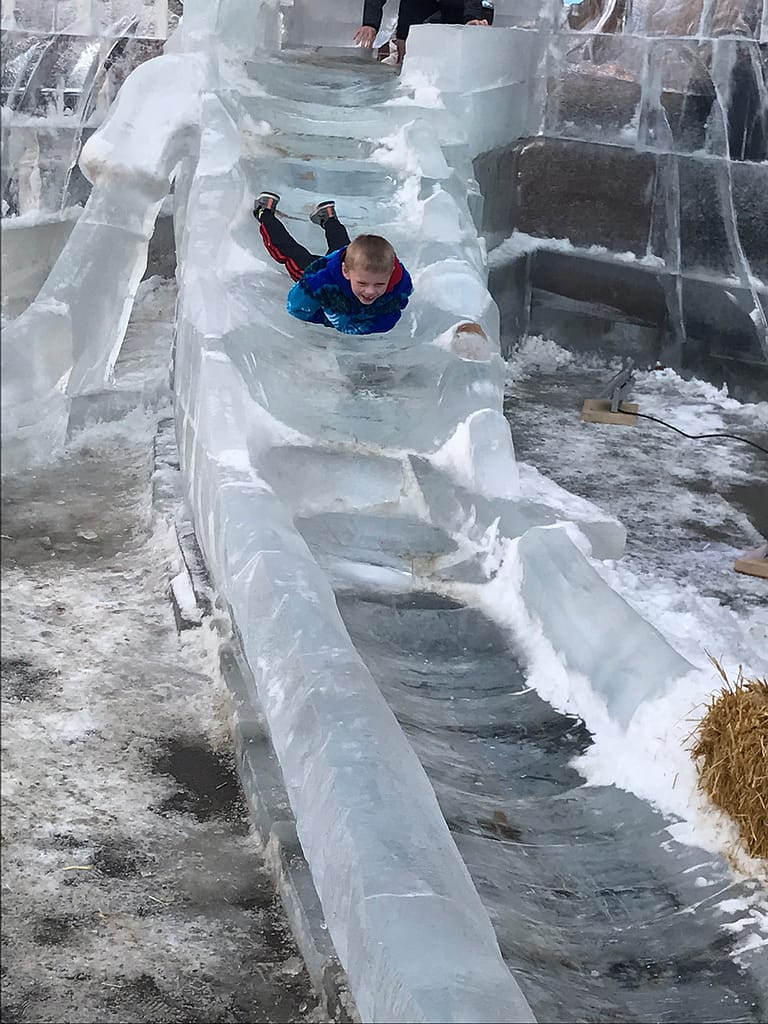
0;3;706;1021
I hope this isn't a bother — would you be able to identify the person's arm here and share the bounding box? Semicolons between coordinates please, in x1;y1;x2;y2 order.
354;0;386;46
464;0;493;24
286;278;326;324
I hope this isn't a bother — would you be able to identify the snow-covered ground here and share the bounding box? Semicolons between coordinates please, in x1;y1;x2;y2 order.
504;334;767;901
0;281;328;1024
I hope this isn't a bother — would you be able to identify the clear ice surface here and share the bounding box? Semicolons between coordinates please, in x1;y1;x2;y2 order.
2;2;765;1022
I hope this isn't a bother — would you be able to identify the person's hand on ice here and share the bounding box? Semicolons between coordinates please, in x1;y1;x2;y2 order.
354;26;377;47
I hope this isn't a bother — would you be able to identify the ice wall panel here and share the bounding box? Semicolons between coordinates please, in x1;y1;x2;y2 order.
1;0;174;37
491;0;543;28
513;137;656;255
0;212;79;316
680;278;768;371
545;31;767;163
517;526;692;726
678;158;736;278
5;34;101;114
2;124;82;215
526;250;670;327
732;161;768;282
475;130;768;391
544;32;644;146
1;32;166;214
566;0;763;38
281;0;390;50
402;25;547;156
637;38;717;156
488;253;531;345
491;247;768;400
716;38;767;162
1;299;72;469
524;251;672;365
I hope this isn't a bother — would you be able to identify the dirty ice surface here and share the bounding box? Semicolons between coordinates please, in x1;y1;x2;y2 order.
0;280;328;1024
503;333;768;906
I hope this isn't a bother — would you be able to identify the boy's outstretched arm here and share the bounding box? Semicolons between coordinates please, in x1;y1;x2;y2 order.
287;278;325;324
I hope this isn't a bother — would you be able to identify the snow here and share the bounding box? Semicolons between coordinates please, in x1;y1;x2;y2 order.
0;205;85;227
170;569;203;622
488;230;667;270
502;333;767;885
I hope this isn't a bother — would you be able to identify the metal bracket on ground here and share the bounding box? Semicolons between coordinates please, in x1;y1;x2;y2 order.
581;360;639;425
581;398;639;426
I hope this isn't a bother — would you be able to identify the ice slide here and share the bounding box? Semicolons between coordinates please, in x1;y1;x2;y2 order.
2;1;765;1021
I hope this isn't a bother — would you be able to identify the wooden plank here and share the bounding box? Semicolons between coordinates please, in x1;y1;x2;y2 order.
581;399;639;426
734;557;768;580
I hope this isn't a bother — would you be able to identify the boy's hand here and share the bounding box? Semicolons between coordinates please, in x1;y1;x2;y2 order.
466;19;490;24
354;26;377;47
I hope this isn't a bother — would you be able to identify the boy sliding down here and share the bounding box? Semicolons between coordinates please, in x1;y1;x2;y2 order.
254;192;413;335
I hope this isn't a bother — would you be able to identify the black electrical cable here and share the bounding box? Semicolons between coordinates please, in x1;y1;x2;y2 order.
627;409;768;456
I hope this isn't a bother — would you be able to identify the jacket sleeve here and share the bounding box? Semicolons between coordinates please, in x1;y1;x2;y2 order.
464;0;494;23
361;0;386;29
286;279;326;324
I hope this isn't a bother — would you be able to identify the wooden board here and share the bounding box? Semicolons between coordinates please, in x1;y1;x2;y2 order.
581;399;639;426
734;557;768;580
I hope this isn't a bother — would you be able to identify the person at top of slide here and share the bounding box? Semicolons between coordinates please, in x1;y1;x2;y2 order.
354;0;494;64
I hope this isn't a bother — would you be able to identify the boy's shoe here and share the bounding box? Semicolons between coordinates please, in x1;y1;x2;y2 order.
254;191;280;219
309;200;336;226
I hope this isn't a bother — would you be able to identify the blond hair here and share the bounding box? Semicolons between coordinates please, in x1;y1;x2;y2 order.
345;235;396;274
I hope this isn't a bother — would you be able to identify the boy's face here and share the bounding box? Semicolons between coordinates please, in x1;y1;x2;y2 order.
342;260;391;304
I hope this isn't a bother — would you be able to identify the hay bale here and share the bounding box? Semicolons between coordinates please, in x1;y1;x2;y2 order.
690;660;768;861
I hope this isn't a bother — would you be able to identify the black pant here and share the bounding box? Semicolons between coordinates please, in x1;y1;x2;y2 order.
396;0;465;39
258;209;350;282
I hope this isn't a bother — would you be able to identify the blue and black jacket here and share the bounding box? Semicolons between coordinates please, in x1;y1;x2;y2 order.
287;247;413;336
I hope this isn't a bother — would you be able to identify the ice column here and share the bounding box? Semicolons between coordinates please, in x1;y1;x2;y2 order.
1;51;209;468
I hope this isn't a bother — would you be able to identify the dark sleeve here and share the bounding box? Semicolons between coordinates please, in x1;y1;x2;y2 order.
464;0;494;23
362;0;386;29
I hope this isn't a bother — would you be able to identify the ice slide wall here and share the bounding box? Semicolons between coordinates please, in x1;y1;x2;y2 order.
171;9;538;1021
2;0;699;1019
